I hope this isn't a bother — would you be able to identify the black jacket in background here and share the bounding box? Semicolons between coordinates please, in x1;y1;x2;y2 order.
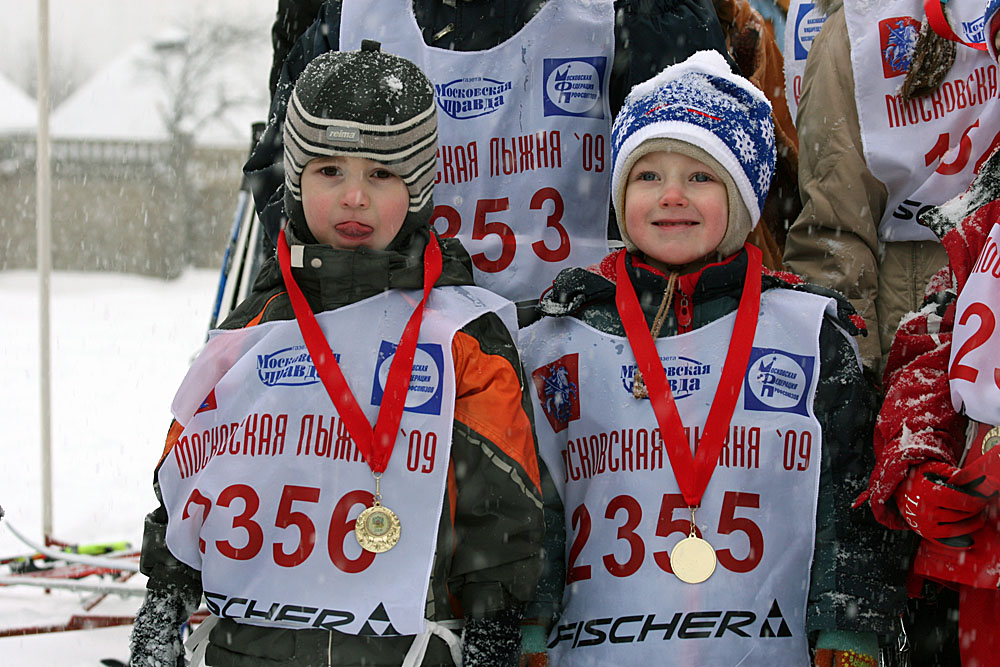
269;0;326;97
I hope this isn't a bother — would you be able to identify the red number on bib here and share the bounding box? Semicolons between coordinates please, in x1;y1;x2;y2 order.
215;484;264;561
716;492;764;573
924;122;1000;177
925;121;978;175
428;189;573;271
565;492;764;580
273;485;320;568
782;430;812;471
327;489;376;574
566;503;593;584
182;489;212;554
581;133;605;173
431;204;461;239
470;197;515;273
652;493;691;574
530;187;570;263
602;495;645;578
950;302;996;383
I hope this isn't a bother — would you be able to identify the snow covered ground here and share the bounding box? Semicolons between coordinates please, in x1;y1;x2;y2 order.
0;269;218;664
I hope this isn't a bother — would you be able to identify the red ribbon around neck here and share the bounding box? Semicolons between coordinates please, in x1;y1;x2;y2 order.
924;0;987;51
615;245;762;507
277;229;443;473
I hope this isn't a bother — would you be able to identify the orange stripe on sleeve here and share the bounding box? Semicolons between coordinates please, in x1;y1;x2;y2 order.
451;330;541;491
157;420;185;467
246;293;285;327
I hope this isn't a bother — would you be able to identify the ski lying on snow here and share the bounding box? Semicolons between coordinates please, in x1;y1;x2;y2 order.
1;520;139;573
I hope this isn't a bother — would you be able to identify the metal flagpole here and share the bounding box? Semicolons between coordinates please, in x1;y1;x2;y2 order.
37;0;53;543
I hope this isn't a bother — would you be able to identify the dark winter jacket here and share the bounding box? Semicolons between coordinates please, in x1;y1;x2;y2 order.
526;247;908;638
134;227;545;666
269;0;326;97
245;0;737;258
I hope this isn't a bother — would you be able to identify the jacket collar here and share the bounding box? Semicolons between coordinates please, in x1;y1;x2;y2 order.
258;227;475;311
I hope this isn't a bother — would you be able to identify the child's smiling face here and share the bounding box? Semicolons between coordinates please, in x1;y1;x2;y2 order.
301;156;410;251
624;151;729;267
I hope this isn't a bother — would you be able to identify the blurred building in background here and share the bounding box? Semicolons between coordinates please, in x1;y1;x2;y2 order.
0;24;268;278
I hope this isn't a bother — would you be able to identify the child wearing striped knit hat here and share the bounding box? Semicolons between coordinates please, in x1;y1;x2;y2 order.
130;41;543;667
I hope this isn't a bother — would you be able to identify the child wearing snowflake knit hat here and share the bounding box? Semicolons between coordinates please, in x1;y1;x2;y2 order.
519;51;905;666
608;49;774;269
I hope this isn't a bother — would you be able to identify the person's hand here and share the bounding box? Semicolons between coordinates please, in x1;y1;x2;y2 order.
129;584;196;667
894;461;991;547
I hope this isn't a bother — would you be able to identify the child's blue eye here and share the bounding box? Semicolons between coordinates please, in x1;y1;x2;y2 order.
691;172;714;183
636;171;658;181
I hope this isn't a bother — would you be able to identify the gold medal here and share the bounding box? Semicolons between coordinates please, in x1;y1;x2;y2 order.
670;508;717;584
355;473;401;553
983;425;1000;455
355;502;401;553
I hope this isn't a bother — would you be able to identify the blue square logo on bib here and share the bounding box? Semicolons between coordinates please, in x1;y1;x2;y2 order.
743;347;814;416
371;341;444;415
792;3;825;61
542;57;606;119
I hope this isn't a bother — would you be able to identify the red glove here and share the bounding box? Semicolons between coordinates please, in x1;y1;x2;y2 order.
894;461;991;546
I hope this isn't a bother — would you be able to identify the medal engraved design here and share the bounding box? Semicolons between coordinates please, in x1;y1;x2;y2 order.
356;473;401;553
670;508;717;584
355;501;401;553
983;425;1000;455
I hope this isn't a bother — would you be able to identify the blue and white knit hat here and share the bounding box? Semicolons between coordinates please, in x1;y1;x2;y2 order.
611;50;775;255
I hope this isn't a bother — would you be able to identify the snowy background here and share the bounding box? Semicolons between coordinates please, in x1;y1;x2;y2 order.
0;270;218;663
1;1;277;662
0;0;274;98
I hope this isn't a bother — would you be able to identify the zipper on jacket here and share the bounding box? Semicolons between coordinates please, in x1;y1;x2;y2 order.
675;292;692;333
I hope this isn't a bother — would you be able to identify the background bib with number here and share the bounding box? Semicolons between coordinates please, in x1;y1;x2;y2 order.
949;221;1000;424
340;0;613;302
844;0;997;242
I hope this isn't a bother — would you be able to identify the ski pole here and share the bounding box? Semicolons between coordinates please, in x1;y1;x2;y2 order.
207;122;266;332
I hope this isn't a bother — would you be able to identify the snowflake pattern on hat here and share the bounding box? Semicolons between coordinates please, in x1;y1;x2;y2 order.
610;50;775;226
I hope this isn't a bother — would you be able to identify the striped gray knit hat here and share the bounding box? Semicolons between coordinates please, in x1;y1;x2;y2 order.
283;40;438;246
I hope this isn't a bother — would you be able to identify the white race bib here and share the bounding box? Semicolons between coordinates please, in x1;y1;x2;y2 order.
784;0;829;123
521;289;835;666
845;0;997;242
340;0;614;302
160;286;514;636
949;221;1000;424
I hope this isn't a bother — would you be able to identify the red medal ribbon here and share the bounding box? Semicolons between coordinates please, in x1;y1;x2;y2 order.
924;0;987;51
277;229;443;473
615;245;762;507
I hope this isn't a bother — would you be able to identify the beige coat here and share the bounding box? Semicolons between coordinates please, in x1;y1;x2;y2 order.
783;6;947;373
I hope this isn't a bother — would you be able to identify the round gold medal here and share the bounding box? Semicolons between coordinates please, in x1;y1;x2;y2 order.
983;425;1000;455
670;536;717;584
355;503;401;553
